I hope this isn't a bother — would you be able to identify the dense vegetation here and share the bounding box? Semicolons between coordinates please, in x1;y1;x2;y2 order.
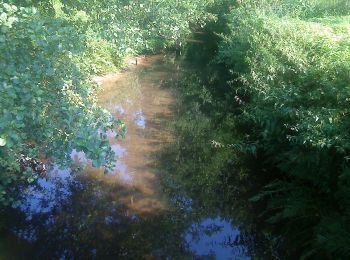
0;0;210;206
175;0;350;258
1;0;350;258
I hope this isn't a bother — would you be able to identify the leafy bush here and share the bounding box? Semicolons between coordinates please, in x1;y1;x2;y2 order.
178;0;350;257
61;0;212;55
235;0;350;18
216;2;350;258
0;2;124;206
0;0;213;207
77;33;118;75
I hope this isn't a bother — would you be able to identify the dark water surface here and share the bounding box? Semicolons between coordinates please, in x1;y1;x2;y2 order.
0;56;259;259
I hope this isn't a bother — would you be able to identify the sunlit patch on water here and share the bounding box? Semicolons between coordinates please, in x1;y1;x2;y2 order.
185;217;250;260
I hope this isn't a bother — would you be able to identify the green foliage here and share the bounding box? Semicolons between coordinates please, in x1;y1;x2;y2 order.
164;97;233;196
178;0;350;258
0;0;213;207
76;32;118;75
235;0;350;18
61;0;213;55
161;68;282;258
0;2;124;206
221;3;350;258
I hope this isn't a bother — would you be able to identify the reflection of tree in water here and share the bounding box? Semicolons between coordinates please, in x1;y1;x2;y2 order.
157;106;283;259
1;173;194;258
1;158;277;259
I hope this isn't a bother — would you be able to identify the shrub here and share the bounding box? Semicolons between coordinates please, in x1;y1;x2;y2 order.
217;2;350;257
0;2;124;206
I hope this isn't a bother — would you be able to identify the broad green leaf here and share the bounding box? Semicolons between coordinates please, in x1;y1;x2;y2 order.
0;137;6;146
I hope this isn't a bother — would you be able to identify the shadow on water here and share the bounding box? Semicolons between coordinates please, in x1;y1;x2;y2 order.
0;55;275;259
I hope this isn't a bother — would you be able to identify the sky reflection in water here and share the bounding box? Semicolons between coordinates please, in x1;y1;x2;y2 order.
132;109;146;129
17;166;75;221
185;217;250;259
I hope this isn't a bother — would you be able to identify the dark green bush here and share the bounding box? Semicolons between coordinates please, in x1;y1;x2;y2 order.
177;0;350;258
216;2;350;258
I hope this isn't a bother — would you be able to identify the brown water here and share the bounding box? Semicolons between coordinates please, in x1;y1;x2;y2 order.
0;55;259;259
87;55;177;216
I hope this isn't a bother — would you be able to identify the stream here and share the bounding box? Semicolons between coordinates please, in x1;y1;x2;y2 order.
0;55;263;259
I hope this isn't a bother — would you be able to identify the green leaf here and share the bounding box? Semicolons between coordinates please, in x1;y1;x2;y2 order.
0;137;6;146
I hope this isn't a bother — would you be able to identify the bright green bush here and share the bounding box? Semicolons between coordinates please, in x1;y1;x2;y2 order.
77;33;118;75
0;2;125;206
234;0;350;18
61;0;212;55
